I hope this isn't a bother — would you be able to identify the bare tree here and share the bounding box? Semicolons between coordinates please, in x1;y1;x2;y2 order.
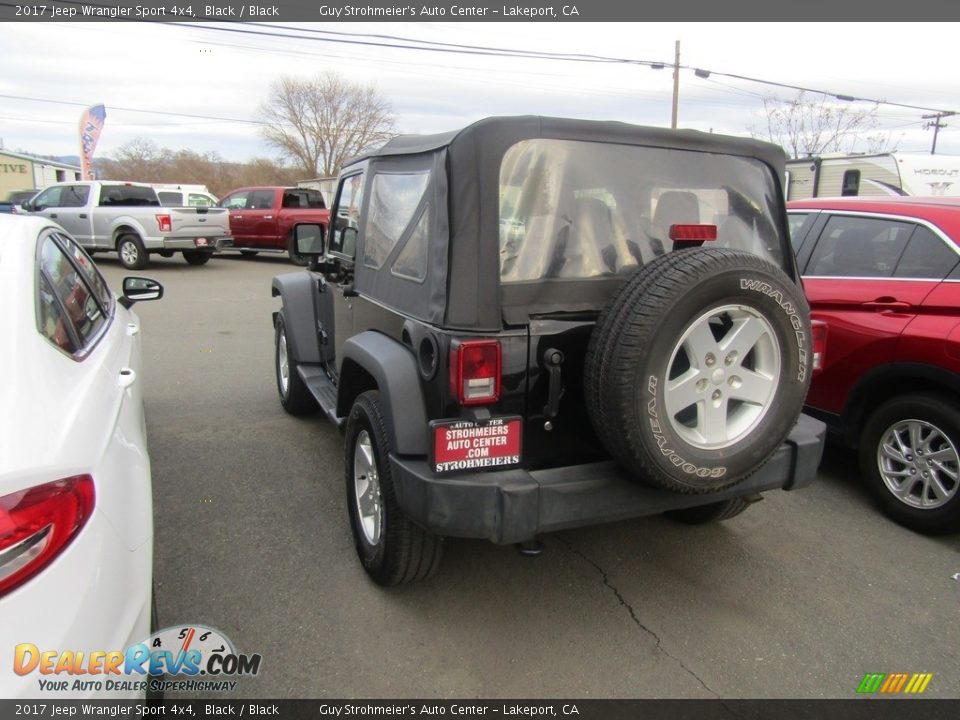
257;73;396;177
111;138;161;180
100;139;300;196
752;91;897;158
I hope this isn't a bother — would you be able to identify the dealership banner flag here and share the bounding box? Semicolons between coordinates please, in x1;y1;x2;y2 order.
78;104;106;180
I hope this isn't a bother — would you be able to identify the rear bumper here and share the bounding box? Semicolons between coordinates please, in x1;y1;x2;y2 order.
390;414;826;545
158;236;232;252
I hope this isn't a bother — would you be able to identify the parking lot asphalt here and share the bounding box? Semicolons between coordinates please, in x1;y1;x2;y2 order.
97;252;960;700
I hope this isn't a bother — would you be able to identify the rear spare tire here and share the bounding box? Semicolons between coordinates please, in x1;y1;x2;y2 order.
585;247;812;493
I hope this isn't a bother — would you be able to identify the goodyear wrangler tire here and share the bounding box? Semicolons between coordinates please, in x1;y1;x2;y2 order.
585;247;812;493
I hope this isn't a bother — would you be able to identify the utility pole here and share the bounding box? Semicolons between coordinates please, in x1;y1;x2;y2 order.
922;111;955;155
671;41;680;129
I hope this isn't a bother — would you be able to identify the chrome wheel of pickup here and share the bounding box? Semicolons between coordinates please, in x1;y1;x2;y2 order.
117;234;148;270
120;243;138;266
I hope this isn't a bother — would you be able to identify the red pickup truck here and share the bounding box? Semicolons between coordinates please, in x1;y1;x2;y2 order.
219;186;330;264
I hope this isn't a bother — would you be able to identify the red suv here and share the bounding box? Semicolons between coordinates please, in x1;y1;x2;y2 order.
789;197;960;533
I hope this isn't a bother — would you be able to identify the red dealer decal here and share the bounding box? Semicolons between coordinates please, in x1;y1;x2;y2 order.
431;417;522;473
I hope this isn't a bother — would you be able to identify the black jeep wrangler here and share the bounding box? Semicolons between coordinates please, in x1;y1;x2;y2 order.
272;116;825;585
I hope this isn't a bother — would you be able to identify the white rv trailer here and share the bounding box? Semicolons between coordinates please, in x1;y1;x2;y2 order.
785;152;960;200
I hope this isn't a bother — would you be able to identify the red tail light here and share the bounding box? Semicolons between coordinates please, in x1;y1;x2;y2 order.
669;224;717;242
811;320;828;372
156;214;172;232
449;339;501;405
0;475;95;598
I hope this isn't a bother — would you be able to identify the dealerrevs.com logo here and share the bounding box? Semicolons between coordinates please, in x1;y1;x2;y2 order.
14;624;261;694
856;673;933;695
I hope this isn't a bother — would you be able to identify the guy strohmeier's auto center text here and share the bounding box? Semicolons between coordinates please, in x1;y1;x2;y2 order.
315;705;581;716
314;4;581;17
14;3;580;18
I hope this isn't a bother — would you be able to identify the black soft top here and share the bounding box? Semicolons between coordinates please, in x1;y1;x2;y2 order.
347;116;788;331
349;116;785;171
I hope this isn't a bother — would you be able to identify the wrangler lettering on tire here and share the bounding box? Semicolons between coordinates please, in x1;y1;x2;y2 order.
585;247;812;493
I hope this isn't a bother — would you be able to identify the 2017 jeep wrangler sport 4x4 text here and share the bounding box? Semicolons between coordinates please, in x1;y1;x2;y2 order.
271;116;826;585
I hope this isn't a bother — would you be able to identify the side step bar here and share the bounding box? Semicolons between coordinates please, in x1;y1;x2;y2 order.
298;364;344;428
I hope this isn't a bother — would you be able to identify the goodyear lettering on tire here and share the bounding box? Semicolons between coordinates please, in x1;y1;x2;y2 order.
646;376;727;479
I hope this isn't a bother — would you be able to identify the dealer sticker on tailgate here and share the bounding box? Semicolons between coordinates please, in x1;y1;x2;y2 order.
431;416;522;474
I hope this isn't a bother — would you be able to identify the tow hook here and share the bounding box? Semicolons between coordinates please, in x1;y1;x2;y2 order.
542;348;565;420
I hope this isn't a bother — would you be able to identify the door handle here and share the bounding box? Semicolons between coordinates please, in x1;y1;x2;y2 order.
126;322;140;336
861;299;912;312
118;368;137;389
264;215;273;220
79;213;88;219
49;213;57;218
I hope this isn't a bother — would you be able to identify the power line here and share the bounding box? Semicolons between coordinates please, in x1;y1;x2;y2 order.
174;21;652;66
177;22;960;116
2;22;955;145
0;93;267;125
687;67;957;115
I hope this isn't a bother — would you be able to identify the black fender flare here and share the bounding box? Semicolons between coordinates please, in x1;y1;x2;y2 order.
271;272;321;364
339;331;429;456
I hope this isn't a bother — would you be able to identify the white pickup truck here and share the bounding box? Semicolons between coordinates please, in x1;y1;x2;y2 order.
21;181;232;269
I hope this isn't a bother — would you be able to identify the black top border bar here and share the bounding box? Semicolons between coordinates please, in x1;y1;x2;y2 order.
1;0;958;21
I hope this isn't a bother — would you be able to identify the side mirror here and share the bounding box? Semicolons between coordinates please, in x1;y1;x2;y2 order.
119;277;164;309
21;201;33;212
294;223;325;256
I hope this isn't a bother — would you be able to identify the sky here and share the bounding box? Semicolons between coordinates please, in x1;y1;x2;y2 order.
1;21;959;165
